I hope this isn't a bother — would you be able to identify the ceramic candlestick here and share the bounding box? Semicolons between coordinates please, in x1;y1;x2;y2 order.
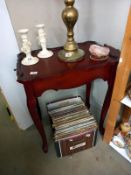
36;24;53;58
18;28;39;66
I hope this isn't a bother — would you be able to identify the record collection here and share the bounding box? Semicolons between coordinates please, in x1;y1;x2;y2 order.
47;96;98;157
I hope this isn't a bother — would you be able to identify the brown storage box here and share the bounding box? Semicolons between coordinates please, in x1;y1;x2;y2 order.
47;96;97;157
55;128;97;157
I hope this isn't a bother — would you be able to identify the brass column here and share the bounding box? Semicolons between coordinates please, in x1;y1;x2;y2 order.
58;0;85;62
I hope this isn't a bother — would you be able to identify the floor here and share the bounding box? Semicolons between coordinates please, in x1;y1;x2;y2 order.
0;93;131;175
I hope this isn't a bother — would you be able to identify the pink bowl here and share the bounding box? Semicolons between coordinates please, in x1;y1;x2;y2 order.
89;44;110;58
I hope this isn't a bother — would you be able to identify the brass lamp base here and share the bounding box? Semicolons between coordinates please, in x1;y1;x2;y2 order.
58;49;85;62
58;0;85;62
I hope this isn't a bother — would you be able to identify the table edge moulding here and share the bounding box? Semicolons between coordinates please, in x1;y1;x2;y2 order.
16;41;120;152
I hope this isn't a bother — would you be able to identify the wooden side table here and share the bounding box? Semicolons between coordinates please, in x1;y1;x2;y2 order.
16;41;120;152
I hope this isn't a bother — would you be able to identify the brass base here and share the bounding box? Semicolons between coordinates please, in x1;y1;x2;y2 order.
58;49;85;62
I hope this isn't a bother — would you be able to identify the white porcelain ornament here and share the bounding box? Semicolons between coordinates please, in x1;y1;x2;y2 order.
18;29;39;66
36;24;53;58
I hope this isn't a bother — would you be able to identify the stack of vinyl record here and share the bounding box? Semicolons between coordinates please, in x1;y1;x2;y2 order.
47;96;97;141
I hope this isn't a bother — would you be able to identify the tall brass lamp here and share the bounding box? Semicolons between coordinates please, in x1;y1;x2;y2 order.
58;0;85;62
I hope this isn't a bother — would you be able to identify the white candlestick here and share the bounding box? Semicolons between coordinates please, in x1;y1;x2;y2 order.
18;29;39;66
36;24;53;58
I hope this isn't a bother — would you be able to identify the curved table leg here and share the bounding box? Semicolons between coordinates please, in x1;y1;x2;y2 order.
27;97;48;152
24;85;48;153
99;82;114;135
36;98;42;120
86;83;92;109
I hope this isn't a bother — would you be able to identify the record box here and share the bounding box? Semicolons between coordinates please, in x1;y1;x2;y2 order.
55;128;97;157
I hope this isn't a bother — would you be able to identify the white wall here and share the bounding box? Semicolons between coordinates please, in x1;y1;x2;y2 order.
6;0;131;50
76;0;131;49
0;0;130;129
0;0;33;129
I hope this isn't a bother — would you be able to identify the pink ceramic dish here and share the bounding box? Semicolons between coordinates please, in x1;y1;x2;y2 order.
89;44;110;58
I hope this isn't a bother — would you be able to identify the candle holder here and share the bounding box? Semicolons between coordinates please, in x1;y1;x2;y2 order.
58;0;85;62
18;29;39;66
36;24;53;58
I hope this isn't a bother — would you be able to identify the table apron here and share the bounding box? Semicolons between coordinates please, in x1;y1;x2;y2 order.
31;70;111;97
